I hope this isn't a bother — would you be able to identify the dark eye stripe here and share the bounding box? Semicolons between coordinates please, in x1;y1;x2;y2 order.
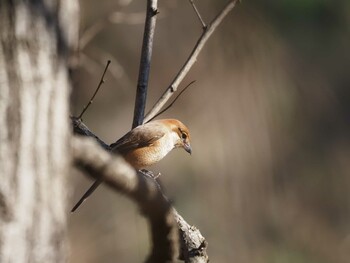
178;127;188;140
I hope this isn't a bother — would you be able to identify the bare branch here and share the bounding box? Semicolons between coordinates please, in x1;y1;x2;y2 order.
132;0;159;128
78;60;111;119
72;136;179;263
144;0;239;123
189;0;206;29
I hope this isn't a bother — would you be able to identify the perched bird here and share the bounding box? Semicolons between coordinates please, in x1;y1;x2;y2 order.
71;119;192;212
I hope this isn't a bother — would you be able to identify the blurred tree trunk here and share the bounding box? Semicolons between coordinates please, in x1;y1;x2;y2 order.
0;0;78;262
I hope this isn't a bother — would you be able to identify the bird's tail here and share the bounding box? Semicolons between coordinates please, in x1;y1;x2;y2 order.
71;179;102;212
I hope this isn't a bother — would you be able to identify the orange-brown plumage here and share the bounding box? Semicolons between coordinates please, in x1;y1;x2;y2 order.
71;119;191;212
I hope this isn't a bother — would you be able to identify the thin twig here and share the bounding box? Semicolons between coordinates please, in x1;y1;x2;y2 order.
78;60;111;119
146;80;196;123
189;0;206;29
144;0;239;123
132;0;159;128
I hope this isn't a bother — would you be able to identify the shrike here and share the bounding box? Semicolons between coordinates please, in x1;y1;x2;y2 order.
71;119;191;212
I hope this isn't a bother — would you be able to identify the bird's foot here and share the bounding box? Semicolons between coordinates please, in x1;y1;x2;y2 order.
153;172;161;179
139;169;161;179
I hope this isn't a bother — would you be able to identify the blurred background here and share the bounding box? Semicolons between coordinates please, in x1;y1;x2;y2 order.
69;0;350;262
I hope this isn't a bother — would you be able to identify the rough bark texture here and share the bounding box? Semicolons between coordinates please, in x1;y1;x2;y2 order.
0;0;78;262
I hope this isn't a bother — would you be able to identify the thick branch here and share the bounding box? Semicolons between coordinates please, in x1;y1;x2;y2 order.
144;0;238;123
72;136;179;263
132;0;159;128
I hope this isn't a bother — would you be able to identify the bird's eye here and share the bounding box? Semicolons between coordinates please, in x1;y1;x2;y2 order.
181;133;187;139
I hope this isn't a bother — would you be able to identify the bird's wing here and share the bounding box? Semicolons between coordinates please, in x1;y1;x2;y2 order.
110;125;165;154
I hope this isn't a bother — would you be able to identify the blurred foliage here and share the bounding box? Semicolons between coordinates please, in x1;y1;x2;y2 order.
69;1;350;263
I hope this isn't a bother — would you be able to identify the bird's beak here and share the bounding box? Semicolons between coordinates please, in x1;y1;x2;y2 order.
183;143;192;155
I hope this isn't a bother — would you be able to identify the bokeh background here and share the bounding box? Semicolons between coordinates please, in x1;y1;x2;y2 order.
69;1;350;262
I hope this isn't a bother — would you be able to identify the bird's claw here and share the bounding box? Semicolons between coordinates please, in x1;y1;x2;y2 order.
139;169;161;179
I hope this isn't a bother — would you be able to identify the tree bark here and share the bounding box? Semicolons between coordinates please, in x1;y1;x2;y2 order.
0;0;78;262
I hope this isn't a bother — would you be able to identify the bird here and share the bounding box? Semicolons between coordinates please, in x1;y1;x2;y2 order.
71;119;192;212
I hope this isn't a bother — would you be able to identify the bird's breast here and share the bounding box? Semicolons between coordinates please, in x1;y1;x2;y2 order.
123;136;175;169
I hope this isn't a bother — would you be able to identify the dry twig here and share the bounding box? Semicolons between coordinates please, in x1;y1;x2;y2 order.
189;0;207;29
78;60;111;119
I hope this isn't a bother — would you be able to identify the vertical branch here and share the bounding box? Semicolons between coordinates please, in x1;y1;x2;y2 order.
132;0;159;128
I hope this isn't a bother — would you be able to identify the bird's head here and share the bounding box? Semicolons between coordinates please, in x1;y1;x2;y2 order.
163;119;192;155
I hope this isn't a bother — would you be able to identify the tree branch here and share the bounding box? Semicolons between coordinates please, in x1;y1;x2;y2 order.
132;0;159;128
78;60;110;119
189;0;206;29
144;0;239;123
72;136;179;263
